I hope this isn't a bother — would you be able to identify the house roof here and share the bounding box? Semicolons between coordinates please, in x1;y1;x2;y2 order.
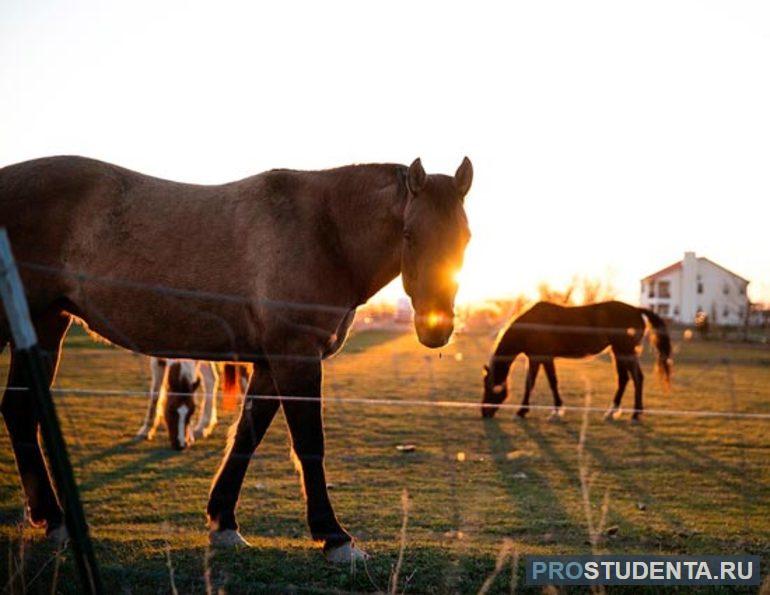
700;258;750;283
641;261;681;281
641;257;750;284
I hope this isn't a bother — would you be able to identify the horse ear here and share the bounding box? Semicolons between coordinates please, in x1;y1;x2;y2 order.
407;158;426;194
482;364;489;377
455;156;473;198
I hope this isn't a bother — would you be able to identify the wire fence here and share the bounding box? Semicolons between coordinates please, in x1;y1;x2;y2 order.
1;261;769;593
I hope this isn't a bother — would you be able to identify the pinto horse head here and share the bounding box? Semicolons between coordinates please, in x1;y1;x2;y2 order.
401;157;473;348
164;361;199;450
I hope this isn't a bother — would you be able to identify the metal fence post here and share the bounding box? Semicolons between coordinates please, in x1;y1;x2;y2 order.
0;229;102;594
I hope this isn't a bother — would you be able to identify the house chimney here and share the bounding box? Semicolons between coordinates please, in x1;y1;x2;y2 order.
681;251;698;323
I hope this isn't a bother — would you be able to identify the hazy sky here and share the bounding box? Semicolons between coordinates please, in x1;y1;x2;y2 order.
2;0;768;304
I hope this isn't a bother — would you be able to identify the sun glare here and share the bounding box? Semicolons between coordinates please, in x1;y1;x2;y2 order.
427;312;442;328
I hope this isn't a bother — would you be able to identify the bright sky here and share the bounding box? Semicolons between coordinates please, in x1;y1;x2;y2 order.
2;0;769;305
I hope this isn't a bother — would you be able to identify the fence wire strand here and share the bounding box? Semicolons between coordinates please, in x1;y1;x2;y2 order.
0;259;768;592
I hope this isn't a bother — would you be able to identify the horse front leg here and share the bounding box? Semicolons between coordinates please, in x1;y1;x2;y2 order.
630;356;644;422
516;359;540;418
207;363;279;546
604;355;630;421
193;362;218;439
1;307;71;542
137;357;166;440
278;358;367;563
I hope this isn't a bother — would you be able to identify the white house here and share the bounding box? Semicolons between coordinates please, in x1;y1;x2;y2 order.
639;252;750;325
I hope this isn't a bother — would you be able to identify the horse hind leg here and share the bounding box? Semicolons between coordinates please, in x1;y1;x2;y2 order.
543;359;565;420
629;356;644;422
1;307;71;535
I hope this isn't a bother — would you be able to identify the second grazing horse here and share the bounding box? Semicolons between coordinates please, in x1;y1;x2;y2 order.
481;301;671;421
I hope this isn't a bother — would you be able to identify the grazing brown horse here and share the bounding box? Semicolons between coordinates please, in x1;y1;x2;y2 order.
0;154;473;561
481;301;671;421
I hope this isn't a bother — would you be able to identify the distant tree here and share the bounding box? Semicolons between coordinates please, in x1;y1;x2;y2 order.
579;275;618;304
537;280;576;305
536;274;618;306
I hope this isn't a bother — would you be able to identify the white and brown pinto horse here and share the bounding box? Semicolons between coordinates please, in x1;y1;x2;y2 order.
136;358;219;450
136;359;249;450
0;155;472;561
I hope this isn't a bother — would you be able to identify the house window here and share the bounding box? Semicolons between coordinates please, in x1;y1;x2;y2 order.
648;282;655;298
697;282;703;294
739;285;745;295
673;306;680;317
723;306;729;318
658;304;670;316
658;281;671;298
723;284;730;295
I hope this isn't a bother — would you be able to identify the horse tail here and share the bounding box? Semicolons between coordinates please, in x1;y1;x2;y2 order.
640;308;672;389
221;363;242;411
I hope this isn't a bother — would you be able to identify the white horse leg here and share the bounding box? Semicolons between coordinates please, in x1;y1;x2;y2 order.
194;362;219;439
137;357;167;440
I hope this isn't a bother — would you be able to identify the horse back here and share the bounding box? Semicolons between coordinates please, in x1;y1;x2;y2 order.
513;301;645;358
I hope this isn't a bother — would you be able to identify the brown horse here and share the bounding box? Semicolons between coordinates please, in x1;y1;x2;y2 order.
481;301;671;421
0;154;473;561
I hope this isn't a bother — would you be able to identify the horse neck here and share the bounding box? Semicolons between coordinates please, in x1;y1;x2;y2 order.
490;333;521;385
328;167;408;304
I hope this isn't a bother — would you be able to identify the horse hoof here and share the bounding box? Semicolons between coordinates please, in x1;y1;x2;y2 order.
548;407;565;421
515;409;529;419
324;541;370;564
631;415;642;424
604;408;622;421
209;529;251;548
193;425;215;440
47;524;69;546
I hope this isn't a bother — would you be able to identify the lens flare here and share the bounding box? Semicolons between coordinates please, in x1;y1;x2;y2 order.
427;312;442;328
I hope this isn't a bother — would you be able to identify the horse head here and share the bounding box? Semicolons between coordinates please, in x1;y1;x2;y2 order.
401;157;473;348
481;363;508;418
164;361;199;450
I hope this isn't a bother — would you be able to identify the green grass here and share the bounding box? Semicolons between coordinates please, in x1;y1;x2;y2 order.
1;328;769;593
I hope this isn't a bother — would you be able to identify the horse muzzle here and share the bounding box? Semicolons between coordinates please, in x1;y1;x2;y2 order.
481;403;500;418
414;311;454;348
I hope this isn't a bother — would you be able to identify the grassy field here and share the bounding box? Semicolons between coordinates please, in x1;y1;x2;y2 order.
1;325;769;593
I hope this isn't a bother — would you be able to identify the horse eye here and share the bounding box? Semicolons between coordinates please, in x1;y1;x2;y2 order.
403;231;413;242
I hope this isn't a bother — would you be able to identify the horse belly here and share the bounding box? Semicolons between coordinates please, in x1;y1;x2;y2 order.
322;309;356;359
69;287;259;360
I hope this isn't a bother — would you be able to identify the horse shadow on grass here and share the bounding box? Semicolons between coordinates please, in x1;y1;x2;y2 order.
554;420;700;542
75;436;144;468
614;422;761;489
482;418;581;539
77;444;183;496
